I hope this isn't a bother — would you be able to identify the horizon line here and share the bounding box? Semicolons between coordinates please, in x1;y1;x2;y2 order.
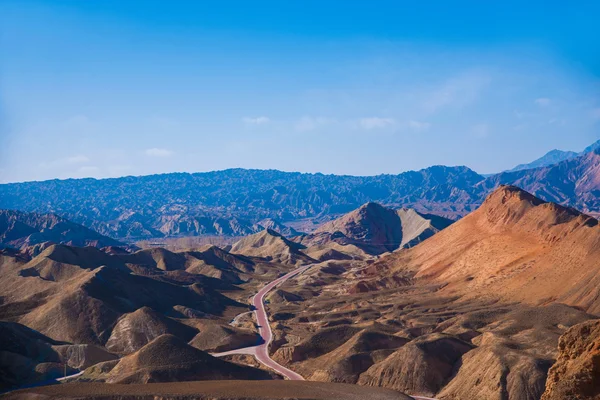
0;164;482;185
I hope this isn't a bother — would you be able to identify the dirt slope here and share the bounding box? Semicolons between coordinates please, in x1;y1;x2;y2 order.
89;334;274;384
304;203;452;254
0;321;116;390
372;185;600;313
105;307;198;355
230;229;315;265
0;245;245;347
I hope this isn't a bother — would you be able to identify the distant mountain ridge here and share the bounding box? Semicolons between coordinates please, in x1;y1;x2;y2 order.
0;166;484;240
2;141;600;240
480;149;600;215
508;139;600;172
0;209;125;250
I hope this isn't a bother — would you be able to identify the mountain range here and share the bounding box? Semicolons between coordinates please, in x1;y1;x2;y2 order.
2;142;600;241
508;139;600;171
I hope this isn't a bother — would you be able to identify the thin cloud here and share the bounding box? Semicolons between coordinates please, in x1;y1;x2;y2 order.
408;120;431;132
294;116;336;132
422;72;491;113
39;154;90;168
534;98;551;107
359;117;395;130
145;148;174;157
548;118;566;126
77;166;100;175
148;116;180;129
65;155;90;164
243;116;270;125
471;123;489;138
63;115;91;129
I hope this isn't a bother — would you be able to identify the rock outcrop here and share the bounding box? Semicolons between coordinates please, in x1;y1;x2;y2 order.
541;319;600;400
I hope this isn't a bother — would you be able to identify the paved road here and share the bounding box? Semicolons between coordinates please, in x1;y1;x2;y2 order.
213;264;438;398
213;265;311;380
56;371;84;381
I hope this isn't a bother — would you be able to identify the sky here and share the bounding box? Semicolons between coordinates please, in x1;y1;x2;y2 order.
1;1;599;183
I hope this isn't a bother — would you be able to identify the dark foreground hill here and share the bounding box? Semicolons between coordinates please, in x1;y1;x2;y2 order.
3;381;412;400
84;334;274;384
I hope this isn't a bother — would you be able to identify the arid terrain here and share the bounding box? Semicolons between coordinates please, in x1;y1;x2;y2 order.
2;168;600;399
3;1;599;397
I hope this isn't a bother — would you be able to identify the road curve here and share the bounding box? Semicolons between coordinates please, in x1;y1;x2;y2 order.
214;265;439;398
213;265;311;380
250;265;310;380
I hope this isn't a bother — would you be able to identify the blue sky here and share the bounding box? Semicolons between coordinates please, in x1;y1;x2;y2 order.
1;1;599;182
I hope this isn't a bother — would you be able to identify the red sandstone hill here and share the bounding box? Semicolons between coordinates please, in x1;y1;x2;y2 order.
302;202;452;254
230;229;315;265
372;185;600;314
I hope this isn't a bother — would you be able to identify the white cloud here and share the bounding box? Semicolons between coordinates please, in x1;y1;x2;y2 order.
242;116;270;125
534;98;551;107
145;148;173;157
294;116;336;132
359;117;396;130
422;72;491;113
39;154;90;168
408;120;431;132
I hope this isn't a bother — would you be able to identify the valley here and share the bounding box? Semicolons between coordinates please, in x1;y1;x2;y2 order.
4;1;600;398
3;152;600;399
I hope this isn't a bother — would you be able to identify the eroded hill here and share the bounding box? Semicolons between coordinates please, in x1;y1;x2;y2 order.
260;186;600;399
0;209;125;250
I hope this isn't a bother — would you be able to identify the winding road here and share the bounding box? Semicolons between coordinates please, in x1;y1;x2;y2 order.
213;264;436;400
212;264;311;380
